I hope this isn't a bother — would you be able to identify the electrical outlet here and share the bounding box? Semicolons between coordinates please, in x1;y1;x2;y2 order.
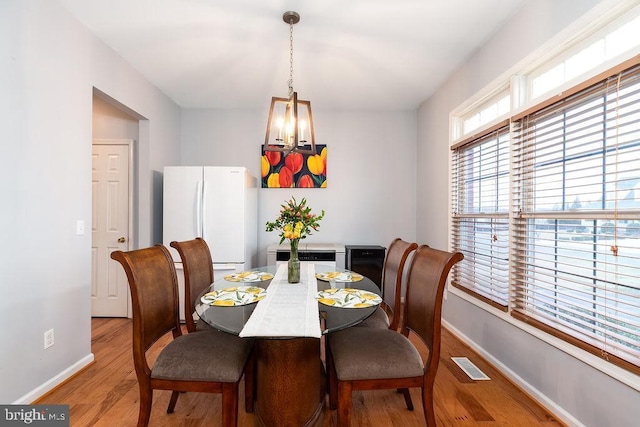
44;329;54;349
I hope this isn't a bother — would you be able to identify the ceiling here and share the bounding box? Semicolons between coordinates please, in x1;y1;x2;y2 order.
58;0;527;110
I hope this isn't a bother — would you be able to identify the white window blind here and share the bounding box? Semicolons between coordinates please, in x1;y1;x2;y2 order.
511;64;640;373
451;126;510;310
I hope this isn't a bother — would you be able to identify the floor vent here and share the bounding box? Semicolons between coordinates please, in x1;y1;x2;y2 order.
451;357;491;380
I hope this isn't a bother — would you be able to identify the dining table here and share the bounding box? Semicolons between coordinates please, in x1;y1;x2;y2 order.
195;263;381;427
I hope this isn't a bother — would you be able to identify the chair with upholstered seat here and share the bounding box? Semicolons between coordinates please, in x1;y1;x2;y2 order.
170;237;255;411
326;245;463;426
356;238;418;330
170;238;216;333
111;245;254;427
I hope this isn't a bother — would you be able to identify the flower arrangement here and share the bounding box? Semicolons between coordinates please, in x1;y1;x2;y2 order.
265;197;324;246
266;197;324;283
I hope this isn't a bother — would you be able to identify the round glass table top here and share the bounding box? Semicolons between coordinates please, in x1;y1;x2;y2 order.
195;264;381;337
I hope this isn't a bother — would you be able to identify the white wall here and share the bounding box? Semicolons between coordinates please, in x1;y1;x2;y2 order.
181;109;418;264
0;0;181;403
417;1;639;426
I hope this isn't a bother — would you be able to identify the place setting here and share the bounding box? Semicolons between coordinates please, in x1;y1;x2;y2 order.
315;288;382;308
315;270;364;282
223;270;274;282
200;286;267;306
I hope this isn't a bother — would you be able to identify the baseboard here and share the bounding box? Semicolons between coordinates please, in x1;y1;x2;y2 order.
13;353;95;404
442;320;583;427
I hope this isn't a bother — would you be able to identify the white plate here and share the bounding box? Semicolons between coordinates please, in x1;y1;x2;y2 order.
316;288;382;308
201;286;267;306
223;271;274;282
315;271;364;282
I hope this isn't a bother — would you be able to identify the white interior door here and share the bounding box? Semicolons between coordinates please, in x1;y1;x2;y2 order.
91;143;130;317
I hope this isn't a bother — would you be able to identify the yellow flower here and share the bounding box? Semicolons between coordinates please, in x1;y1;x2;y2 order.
307;154;324;175
265;197;325;245
261;156;270;178
267;173;280;188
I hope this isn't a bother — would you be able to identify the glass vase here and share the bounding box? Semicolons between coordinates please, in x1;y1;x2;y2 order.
288;239;300;283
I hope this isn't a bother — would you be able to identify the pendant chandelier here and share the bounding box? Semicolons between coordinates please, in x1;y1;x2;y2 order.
264;11;316;156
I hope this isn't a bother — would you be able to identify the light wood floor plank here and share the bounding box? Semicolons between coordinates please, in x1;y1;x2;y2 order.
36;318;564;426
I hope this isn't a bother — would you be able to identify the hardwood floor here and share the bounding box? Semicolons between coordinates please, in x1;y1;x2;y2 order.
37;318;563;426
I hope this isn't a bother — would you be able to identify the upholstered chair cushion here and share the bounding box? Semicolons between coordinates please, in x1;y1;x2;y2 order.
329;328;423;381
355;307;390;329
152;331;253;383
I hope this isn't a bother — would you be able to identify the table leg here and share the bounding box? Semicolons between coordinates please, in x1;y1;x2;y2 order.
255;338;324;427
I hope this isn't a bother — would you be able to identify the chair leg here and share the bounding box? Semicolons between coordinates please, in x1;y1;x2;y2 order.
336;381;353;427
167;390;180;413
221;382;239;427
422;385;436;427
244;351;255;413
137;385;153;427
400;387;414;411
326;343;338;410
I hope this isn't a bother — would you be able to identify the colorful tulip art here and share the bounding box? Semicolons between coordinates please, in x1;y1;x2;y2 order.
261;145;327;188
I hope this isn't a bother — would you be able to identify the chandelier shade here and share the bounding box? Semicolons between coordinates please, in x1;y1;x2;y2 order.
264;11;316;156
264;93;315;155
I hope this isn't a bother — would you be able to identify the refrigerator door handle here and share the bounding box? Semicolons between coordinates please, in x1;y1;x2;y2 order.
213;264;242;274
196;180;203;237
201;180;208;238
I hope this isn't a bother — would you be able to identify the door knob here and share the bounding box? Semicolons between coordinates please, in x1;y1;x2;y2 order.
118;237;126;243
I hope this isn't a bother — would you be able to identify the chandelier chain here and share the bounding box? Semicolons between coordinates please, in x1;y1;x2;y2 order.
288;18;294;97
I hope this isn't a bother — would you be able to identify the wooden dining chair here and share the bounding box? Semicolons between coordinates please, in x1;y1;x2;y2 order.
356;238;418;330
111;245;254;427
326;245;463;427
169;237;215;333
170;238;256;411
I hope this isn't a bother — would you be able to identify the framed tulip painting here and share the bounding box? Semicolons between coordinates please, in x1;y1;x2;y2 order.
261;145;327;188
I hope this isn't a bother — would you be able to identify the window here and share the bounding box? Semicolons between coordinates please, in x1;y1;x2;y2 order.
531;14;640;99
451;125;510;310
449;2;640;376
511;64;640;373
462;92;511;136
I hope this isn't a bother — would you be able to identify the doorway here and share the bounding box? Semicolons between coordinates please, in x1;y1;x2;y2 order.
91;90;140;317
91;141;132;316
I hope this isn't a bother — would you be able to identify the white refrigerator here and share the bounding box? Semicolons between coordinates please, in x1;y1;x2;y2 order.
163;166;257;320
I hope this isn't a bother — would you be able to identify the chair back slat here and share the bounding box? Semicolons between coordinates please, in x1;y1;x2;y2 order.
403;246;463;358
170;238;214;332
380;238;418;329
111;246;180;354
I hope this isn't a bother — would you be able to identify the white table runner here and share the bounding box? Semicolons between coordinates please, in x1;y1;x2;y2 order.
239;263;322;338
